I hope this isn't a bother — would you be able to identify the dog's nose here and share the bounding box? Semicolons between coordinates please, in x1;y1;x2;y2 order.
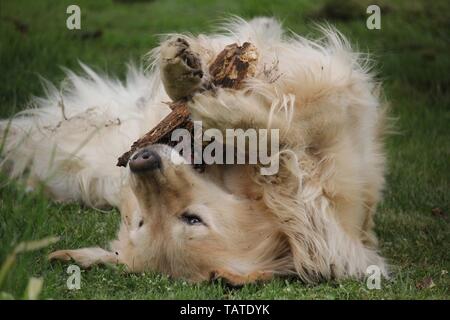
129;148;162;173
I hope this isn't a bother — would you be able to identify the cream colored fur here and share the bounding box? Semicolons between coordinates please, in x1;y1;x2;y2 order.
0;17;388;284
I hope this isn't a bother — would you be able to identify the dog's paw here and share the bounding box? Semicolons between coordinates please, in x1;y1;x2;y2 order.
48;250;73;262
48;248;118;268
48;249;84;266
160;37;205;101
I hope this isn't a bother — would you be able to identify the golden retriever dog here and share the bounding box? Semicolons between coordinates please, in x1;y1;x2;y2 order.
0;17;388;285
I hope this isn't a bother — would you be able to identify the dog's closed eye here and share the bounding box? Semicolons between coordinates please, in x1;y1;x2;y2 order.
180;212;205;226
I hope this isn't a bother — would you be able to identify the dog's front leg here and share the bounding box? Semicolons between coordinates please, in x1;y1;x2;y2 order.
48;247;119;269
188;89;289;134
48;186;138;269
158;36;295;166
158;36;290;136
159;36;208;101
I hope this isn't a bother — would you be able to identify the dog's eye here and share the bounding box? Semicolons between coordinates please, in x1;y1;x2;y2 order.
181;212;204;226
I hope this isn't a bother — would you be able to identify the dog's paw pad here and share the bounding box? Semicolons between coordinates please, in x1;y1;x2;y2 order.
160;37;204;100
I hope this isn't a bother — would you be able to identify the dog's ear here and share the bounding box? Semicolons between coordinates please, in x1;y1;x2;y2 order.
270;200;332;283
48;247;119;268
211;268;273;286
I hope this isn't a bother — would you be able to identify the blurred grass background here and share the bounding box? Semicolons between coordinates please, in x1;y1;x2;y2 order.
0;0;448;299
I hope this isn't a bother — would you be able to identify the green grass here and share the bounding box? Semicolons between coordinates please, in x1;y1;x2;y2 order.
0;0;449;299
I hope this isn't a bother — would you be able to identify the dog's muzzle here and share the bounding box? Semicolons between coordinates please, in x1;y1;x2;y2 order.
129;147;162;173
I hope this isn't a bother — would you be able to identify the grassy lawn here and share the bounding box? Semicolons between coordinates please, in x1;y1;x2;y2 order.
0;0;448;299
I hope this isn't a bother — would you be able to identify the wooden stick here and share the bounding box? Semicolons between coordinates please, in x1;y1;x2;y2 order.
117;42;258;167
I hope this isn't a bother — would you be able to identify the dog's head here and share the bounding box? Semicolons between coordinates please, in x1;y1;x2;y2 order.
124;144;291;284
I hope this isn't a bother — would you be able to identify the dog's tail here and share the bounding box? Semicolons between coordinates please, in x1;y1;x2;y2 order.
0;63;170;207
